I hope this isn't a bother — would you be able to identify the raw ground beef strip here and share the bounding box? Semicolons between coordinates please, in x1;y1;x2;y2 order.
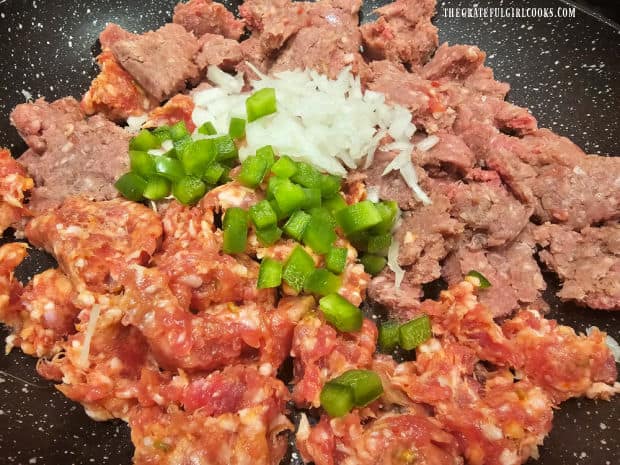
11;97;130;213
360;0;438;68
110;23;200;101
173;0;245;40
25;197;163;293
534;222;620;310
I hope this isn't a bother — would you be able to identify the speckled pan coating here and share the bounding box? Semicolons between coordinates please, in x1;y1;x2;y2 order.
0;1;618;464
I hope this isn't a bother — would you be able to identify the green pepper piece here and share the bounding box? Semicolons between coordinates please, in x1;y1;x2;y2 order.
246;88;277;122
323;194;347;214
369;201;399;235
398;315;432;350
378;321;400;352
130;129;160;151
347;231;369;252
367;233;392;256
359;254;387;276
172;175;207;205
115;172;147;201
302;214;336;254
169;121;189;141
336;201;382;235
222;207;249;254
282;245;315;292
325;247;347;274
302;188;322;210
256;145;276;168
271;156;298;178
283;211;312;241
320;382;355;418
181;139;217;176
257;258;282;288
173;135;192;158
269;199;287;221
143;175;171;201
320;174;342;199
273;179;306;214
228;117;246;139
249;200;278;229
198;121;217;136
291;161;322;189
154;157;185;182
308;207;337;229
255;225;283;246
319;293;363;332
266;176;286;200
129;150;156;178
151;125;172;143
304;268;342;296
238;156;269;188
466;270;492;289
202;162;226;185
214;135;238;161
330;370;384;407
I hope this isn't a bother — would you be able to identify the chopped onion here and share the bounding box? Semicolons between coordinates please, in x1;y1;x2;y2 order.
206;66;244;94
416;135;440;152
78;304;100;369
366;186;380;203
125;114;148;134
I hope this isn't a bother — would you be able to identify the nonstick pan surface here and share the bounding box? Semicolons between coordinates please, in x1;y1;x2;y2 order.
0;1;618;464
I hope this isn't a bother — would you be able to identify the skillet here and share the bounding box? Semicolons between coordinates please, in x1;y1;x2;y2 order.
0;0;618;464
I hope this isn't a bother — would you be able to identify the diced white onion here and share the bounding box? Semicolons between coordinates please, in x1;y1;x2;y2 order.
366;186;380;203
416;134;440;152
387;226;405;288
125;114;148;134
78;304;100;369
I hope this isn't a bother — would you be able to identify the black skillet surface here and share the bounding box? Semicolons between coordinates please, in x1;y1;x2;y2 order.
0;0;618;464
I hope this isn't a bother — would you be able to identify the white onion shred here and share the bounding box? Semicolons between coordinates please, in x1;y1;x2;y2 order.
416;134;440;152
587;327;620;363
366;186;380;203
78;304;100;369
125;114;148;134
191;65;432;204
387;216;405;288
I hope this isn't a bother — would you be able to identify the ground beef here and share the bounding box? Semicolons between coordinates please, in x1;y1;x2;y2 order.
449;179;532;249
12;98;130;213
99;23;137;49
421;43;485;81
366;60;456;133
366;269;424;321
110;24;200;101
173;0;245;40
270;0;367;79
464;126;620;229
442;227;546;317
360;0;438;68
395;195;463;280
416;131;475;174
144;94;196;132
194;33;243;72
534;222;620;310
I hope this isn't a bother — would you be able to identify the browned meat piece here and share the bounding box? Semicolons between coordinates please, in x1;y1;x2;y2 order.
455;93;538;136
11;98;130;213
360;0;438;68
464;126;620;229
99;23;137;49
239;0;309;52
395;195;463;281
416;131;475;174
367;270;424;321
421;43;485;81
534;223;620;310
449;180;532;249
195;33;243;72
110;24;200;101
463;65;510;99
442;228;546;317
0;148;33;234
270;0;366;79
173;0;245;40
367;60;456;133
235;36;274;78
